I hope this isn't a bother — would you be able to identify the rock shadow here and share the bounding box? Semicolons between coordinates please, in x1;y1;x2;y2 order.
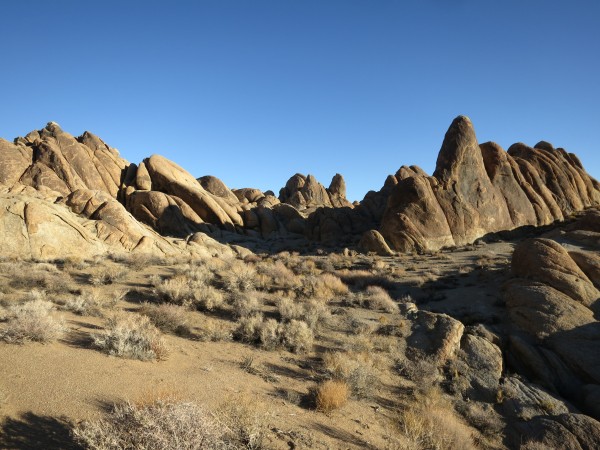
0;413;82;450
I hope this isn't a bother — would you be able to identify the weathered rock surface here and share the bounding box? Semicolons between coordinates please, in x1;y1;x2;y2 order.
506;233;600;421
1;118;598;255
380;116;600;252
357;229;394;256
279;173;352;210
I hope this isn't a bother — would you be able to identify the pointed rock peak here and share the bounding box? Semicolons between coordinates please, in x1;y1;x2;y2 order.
433;115;481;182
328;173;346;196
305;174;318;186
534;141;555;151
45;121;62;133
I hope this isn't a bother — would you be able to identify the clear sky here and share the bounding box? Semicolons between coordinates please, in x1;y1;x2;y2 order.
1;1;599;202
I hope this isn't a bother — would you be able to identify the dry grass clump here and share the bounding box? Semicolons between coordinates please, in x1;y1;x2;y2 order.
234;315;313;353
323;351;379;399
216;393;268;449
92;313;168;361
73;399;230;450
364;286;398;313
280;319;314;353
154;275;194;305
193;286;225;311
235;313;265;343
315;380;349;413
231;290;262;317
139;302;191;336
256;260;301;290
0;299;65;343
89;264;127;285
278;296;329;330
7;267;69;293
62;289;122;317
389;393;477;450
301;273;348;302
222;260;257;292
197;316;234;342
278;296;304;321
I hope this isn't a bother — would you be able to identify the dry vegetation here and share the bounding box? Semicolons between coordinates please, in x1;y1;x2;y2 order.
0;244;516;449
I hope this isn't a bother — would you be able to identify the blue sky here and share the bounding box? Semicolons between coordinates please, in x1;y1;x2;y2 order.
1;1;599;202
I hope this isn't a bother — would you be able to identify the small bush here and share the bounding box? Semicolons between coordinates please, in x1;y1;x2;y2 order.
235;313;264;343
364;286;398;313
280;320;313;354
223;261;256;292
62;289;121;317
89;265;127;285
323;351;379;399
139;303;191;336
390;395;477;450
0;300;65;343
73;400;229;450
197;317;233;342
278;296;304;321
302;299;330;330
301;273;348;302
257;261;300;290
193;286;225;311
259;318;281;350
93;314;168;361
154;276;193;305
231;291;261;318
315;380;349;413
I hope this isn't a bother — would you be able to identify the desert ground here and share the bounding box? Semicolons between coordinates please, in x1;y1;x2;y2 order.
2;212;595;450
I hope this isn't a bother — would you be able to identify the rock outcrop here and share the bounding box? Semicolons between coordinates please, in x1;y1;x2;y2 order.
279;173;353;210
380;116;600;252
505;229;600;421
1;118;597;256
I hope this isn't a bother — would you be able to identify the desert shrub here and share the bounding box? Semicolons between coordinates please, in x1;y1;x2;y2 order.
315;380;349;413
364;286;398;313
175;264;214;286
216;394;268;449
8;269;68;293
396;355;441;390
323;351;379;399
278;296;304;321
301;273;348;302
89;265;127;285
259;318;281;350
389;394;477;450
292;258;318;276
23;289;47;302
0;300;64;343
193;286;225;311
231;290;261;318
235;313;264;343
139;303;191;336
256;261;300;290
302;299;330;330
73;400;229;450
197;317;233;342
154;275;193;305
280;320;313;353
93;314;168;361
222;261;256;292
62;289;121;317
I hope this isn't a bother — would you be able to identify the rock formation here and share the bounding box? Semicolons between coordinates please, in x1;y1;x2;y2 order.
380;116;600;252
505;219;600;423
0;117;598;257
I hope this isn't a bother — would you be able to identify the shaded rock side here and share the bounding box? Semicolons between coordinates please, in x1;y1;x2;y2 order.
279;173;352;210
380;116;600;252
505;233;600;420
